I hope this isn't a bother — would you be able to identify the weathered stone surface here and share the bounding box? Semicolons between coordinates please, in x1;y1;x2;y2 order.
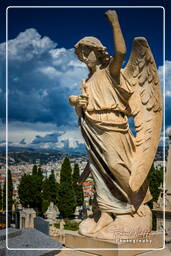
0;228;21;241
34;217;50;236
69;9;162;240
57;248;171;256
65;232;164;256
139;248;171;256
20;208;36;229
0;228;62;256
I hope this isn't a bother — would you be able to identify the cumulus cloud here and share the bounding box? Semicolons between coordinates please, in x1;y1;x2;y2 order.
0;29;170;152
158;60;171;97
0;28;57;62
31;128;85;151
158;61;171;130
0;120;85;152
0;28;88;126
0;121;58;144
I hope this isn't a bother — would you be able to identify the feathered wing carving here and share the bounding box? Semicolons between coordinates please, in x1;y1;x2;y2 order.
122;37;162;192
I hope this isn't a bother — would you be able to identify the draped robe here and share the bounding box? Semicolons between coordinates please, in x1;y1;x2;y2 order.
80;67;152;215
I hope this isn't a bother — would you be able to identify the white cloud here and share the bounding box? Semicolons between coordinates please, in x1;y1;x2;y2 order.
0;29;170;152
0;28;57;62
0;28;88;152
57;129;84;149
0;120;85;152
0;28;88;127
158;60;171;97
0;121;58;144
166;126;171;137
39;66;61;79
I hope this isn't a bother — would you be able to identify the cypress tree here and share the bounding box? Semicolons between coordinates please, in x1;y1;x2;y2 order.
48;170;59;205
42;177;51;202
2;170;13;212
0;184;2;210
58;157;76;218
8;169;13;212
2;179;6;211
32;165;38;175
147;164;163;207
38;166;43;177
147;164;163;230
42;199;49;214
60;157;72;184
35;166;44;214
18;171;43;213
72;163;84;207
42;171;59;213
18;174;34;208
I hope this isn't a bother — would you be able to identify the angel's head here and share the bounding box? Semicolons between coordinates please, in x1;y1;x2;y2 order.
74;37;111;69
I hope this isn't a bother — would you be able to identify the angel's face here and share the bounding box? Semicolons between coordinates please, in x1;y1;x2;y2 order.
75;45;98;68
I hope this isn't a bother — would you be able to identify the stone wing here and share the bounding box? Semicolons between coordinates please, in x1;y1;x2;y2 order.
122;37;162;192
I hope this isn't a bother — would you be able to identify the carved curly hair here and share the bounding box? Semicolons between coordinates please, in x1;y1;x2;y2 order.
74;37;111;67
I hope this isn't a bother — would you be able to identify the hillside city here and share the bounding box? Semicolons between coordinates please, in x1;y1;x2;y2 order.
0;151;95;208
0;145;166;211
0;143;169;255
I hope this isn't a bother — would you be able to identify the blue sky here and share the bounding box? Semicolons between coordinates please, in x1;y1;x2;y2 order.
0;0;170;152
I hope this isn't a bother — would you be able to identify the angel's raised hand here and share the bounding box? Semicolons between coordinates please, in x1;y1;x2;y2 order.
105;10;118;24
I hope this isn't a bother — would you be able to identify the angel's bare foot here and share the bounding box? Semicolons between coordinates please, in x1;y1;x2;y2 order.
89;212;113;234
79;212;113;237
94;206;152;240
79;217;97;236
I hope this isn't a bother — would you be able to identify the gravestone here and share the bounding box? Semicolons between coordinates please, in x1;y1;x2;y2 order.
74;206;80;219
34;216;49;235
19;208;36;229
153;129;171;242
45;202;60;237
45;202;59;223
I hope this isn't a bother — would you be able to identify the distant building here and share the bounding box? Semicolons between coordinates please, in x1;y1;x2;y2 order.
82;179;95;202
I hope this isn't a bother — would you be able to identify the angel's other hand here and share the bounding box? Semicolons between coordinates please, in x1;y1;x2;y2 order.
77;94;89;109
69;95;79;106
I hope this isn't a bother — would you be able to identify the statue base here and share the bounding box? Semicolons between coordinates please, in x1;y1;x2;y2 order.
65;232;164;256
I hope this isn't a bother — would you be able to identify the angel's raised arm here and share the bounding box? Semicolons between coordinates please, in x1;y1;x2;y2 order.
105;10;126;83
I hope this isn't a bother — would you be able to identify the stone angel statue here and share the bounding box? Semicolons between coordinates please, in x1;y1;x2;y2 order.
69;10;162;240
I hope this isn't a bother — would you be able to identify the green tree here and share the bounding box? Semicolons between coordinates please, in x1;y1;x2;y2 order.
8;169;13;212
147;164;163;230
48;170;59;205
42;177;51;202
58;157;76;218
72;163;84;207
33;166;44;214
2;179;6;211
2;170;13;211
38;166;43;177
0;184;2;210
147;164;163;207
42;199;49;214
32;164;38;175
18;166;44;215
18;173;34;208
42;170;59;213
60;157;72;184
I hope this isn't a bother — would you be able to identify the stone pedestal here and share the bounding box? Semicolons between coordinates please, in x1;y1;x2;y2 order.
65;232;164;256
